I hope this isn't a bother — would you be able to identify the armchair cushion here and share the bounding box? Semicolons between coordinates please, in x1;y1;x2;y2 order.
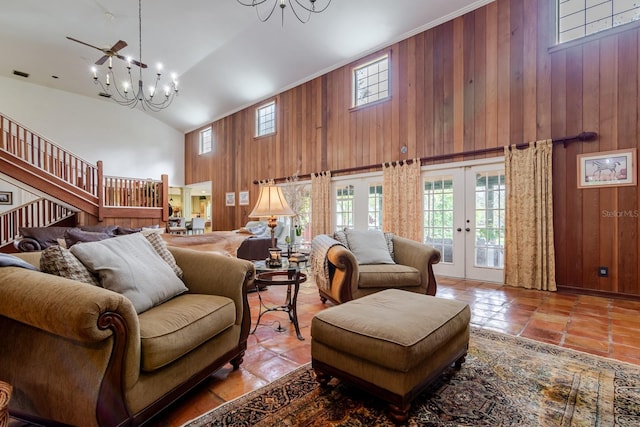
138;294;236;372
71;233;188;314
358;264;421;288
344;229;395;265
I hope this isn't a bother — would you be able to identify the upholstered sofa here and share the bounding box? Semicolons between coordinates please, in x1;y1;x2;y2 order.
311;230;441;305
0;238;254;427
13;225;150;252
14;225;274;263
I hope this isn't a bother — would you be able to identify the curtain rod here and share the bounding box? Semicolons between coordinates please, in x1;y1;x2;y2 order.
254;131;598;185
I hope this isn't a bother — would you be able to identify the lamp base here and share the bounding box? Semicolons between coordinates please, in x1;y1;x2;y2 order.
266;247;283;268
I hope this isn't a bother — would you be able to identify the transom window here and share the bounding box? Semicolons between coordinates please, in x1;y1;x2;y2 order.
352;54;390;108
199;127;212;154
255;101;276;137
558;0;640;44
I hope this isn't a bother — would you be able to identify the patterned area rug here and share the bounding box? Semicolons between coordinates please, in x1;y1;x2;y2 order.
183;328;640;426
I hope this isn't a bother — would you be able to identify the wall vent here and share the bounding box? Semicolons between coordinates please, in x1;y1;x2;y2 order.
13;70;29;78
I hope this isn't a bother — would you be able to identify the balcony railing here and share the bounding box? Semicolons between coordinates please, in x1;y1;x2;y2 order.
103;176;164;208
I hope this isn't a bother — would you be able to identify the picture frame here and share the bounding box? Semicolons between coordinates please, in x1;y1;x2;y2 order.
239;191;249;206
0;191;12;205
577;149;637;189
225;192;236;206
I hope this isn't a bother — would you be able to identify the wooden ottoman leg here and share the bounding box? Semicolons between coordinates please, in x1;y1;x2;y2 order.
388;402;410;424
313;367;331;386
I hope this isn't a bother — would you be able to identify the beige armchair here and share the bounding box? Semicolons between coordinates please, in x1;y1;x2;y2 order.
311;232;441;305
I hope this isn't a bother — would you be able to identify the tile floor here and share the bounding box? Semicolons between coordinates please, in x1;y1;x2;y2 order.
146;276;640;426
9;276;640;426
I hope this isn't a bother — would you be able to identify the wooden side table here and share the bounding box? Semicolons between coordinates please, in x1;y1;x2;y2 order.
251;268;306;340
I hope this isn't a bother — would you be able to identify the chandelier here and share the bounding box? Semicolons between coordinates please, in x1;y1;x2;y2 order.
237;0;332;25
91;0;178;112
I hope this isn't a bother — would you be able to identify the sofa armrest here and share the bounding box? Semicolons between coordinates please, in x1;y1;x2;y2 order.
326;244;359;303
0;267;142;426
0;267;137;343
392;236;441;295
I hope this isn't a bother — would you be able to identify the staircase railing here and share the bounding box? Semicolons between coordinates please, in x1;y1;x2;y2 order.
0;198;76;247
0;112;171;227
0;114;99;197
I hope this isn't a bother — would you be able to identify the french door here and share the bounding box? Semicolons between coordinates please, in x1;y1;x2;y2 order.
423;161;505;283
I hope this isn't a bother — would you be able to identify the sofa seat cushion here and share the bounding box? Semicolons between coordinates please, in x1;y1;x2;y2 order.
357;264;421;289
138;293;236;372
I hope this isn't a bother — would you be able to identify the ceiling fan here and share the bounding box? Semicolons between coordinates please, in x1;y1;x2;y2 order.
66;36;147;68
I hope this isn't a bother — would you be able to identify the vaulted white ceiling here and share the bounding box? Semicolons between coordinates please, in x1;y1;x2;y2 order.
0;0;492;133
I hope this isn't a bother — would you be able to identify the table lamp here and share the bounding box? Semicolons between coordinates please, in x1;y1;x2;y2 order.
249;182;295;267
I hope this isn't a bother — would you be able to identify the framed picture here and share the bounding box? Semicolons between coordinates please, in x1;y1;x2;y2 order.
0;191;12;205
225;192;236;206
577;149;637;188
239;191;249;206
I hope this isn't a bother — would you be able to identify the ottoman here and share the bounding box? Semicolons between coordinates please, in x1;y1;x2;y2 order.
311;288;471;423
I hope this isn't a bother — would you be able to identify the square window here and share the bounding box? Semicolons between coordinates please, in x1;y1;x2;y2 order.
352;54;390;108
255;101;276;137
199;127;212;154
557;0;640;44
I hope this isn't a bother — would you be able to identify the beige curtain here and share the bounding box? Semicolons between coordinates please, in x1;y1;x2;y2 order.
504;140;556;291
311;171;332;237
382;159;423;242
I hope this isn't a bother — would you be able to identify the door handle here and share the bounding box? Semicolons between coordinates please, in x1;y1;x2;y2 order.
457;227;462;232
465;228;470;232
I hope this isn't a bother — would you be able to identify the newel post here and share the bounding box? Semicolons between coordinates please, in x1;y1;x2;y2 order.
97;160;104;222
161;174;169;222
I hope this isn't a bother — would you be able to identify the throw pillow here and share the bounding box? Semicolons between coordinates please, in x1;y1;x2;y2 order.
0;253;39;271
115;226;142;235
144;232;183;278
64;228;113;248
70;233;188;314
384;232;395;261
333;230;349;247
79;225;119;236
344;229;395;265
39;246;100;286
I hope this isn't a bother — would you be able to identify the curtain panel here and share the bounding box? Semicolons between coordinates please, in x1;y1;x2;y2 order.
504;140;557;291
382;159;423;242
311;171;332;237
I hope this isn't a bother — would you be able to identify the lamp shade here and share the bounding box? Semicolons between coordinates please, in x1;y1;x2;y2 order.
249;184;295;218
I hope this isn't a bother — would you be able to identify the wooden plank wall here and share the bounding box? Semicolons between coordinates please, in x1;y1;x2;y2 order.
184;0;640;297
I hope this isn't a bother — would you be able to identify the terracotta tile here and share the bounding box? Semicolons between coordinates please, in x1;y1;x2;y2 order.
209;368;269;401
611;324;639;339
566;317;610;334
611;333;640;348
610;343;640;365
527;317;567;333
245;352;300;383
520;325;562;345
563;334;610;353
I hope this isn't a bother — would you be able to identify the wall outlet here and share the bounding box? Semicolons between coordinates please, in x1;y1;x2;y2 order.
598;266;608;277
